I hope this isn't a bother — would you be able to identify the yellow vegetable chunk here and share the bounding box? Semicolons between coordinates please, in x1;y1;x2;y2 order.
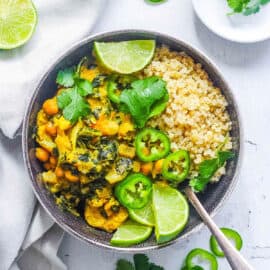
94;117;119;136
84;201;128;233
54;116;72;131
118;122;134;137
42;170;58;184
118;144;136;159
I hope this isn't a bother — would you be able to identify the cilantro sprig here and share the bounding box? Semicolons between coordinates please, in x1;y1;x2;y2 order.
56;62;93;123
189;151;235;193
119;76;169;128
227;0;270;15
116;254;164;270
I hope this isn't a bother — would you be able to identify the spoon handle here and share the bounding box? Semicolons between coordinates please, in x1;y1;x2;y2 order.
185;187;254;270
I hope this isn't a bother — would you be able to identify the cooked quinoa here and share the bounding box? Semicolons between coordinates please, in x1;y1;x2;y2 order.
142;47;232;181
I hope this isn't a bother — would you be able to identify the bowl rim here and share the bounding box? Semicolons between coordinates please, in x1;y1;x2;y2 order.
22;29;243;252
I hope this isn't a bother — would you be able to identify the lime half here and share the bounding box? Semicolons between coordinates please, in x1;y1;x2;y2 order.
111;220;152;247
93;40;155;74
152;183;189;244
129;201;155;226
0;0;37;49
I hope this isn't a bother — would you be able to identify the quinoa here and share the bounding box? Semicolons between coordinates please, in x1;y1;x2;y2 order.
141;46;232;181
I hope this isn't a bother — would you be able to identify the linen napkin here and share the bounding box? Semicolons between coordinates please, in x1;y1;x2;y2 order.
0;0;105;138
0;0;105;269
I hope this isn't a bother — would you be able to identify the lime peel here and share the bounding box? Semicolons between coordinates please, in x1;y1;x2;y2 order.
152;183;189;244
110;220;152;247
0;0;37;49
93;40;156;74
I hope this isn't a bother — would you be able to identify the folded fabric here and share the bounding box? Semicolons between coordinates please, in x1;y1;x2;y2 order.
0;0;105;139
0;1;105;269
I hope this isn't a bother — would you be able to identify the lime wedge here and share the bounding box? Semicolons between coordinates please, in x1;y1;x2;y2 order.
93;40;155;74
129;201;155;226
0;0;37;49
111;220;152;247
152;183;189;244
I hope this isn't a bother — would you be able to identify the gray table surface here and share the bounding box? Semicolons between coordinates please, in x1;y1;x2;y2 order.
58;0;270;269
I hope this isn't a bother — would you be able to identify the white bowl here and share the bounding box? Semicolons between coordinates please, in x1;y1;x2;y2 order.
192;0;270;43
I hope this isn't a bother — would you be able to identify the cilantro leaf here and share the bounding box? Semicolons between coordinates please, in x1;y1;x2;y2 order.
57;88;90;123
243;2;260;15
149;263;164;270
227;0;269;15
75;79;93;96
116;259;135;270
57;88;73;109
227;0;248;12
189;150;235;193
260;0;270;4
56;68;75;87
218;151;235;167
119;77;169;128
134;254;150;270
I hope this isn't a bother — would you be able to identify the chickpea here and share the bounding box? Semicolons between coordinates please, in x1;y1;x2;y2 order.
141;162;153;175
45;122;57;136
43;98;59;115
65;170;79;182
55;167;64;178
44;162;53;170
49;156;57;166
35;147;49;162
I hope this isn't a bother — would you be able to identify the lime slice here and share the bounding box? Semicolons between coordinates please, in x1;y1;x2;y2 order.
111;220;152;247
93;40;155;74
152;183;189;244
129;201;155;226
0;0;37;49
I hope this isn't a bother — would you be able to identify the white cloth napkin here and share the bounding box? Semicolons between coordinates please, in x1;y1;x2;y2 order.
0;0;105;138
0;0;105;269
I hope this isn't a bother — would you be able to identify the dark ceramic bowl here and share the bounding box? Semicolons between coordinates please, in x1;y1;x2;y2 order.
22;30;242;251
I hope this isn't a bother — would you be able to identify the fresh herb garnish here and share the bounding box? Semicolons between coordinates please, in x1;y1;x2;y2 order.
189;151;235;193
56;67;75;87
116;254;164;270
56;61;93;123
227;0;270;15
146;0;166;3
119;76;169;128
57;88;90;124
116;259;135;270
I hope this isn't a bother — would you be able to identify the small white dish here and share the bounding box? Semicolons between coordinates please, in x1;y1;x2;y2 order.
192;0;270;43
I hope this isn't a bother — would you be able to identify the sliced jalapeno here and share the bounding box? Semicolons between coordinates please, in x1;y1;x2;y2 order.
107;81;120;104
185;248;218;270
210;227;243;257
135;128;170;162
162;150;190;183
115;173;152;209
181;266;204;270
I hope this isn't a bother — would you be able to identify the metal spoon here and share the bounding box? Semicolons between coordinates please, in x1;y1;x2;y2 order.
185;187;254;270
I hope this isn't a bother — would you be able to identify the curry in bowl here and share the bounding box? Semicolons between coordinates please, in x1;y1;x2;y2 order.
33;40;234;246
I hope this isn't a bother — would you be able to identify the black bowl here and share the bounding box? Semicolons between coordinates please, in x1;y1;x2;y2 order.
22;30;242;251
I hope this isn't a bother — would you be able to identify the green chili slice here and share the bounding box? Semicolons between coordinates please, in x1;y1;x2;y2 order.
185;248;218;270
135;128;170;162
162;150;190;183
210;227;243;257
115;173;152;209
107;81;120;104
181;266;204;270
